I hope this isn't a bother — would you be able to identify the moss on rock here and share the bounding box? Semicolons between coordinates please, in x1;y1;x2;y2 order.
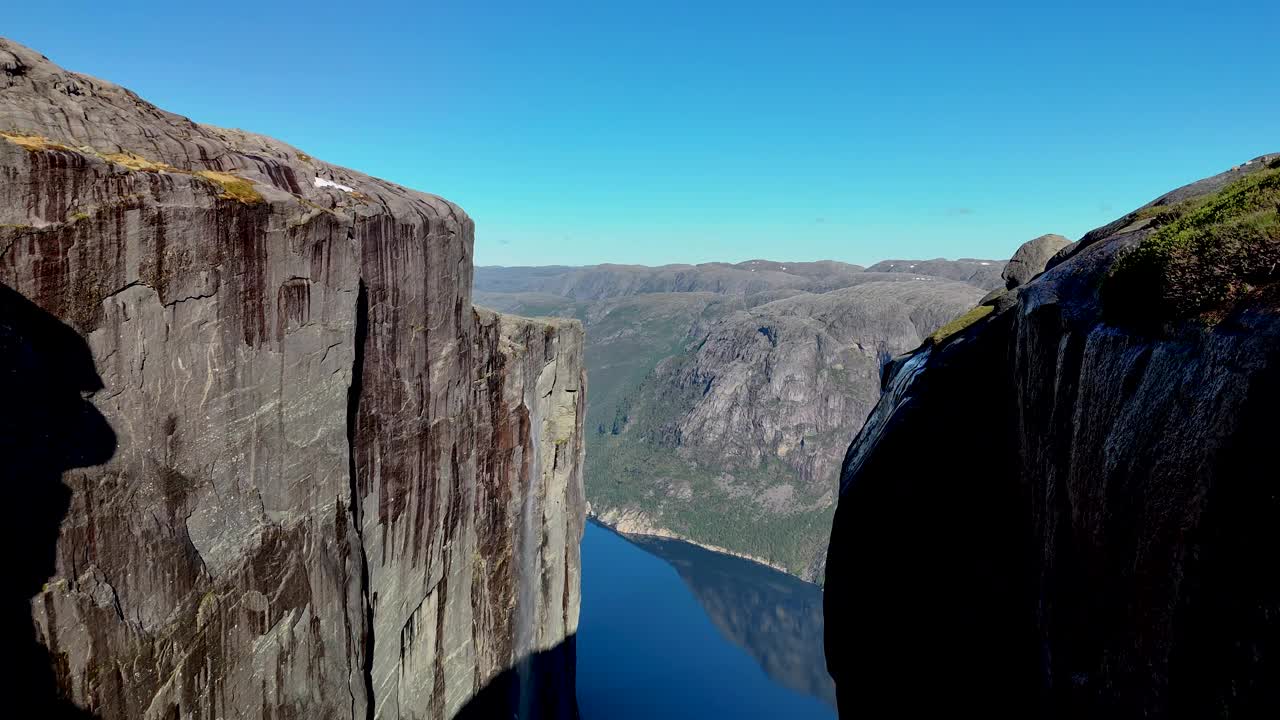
928;304;994;345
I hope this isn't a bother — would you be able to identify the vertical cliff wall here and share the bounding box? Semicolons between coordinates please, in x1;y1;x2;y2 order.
0;38;584;720
825;156;1280;718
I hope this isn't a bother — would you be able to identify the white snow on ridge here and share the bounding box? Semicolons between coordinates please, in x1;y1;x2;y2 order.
314;176;355;193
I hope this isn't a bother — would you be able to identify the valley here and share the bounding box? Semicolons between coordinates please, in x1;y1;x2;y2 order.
477;259;1010;579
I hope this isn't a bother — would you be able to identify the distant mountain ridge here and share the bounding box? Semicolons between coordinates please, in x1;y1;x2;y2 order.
477;259;879;300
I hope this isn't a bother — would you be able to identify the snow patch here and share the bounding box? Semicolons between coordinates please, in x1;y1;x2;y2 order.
314;176;355;193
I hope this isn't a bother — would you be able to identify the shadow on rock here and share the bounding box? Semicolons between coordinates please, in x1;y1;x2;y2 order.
1;283;116;719
455;637;580;720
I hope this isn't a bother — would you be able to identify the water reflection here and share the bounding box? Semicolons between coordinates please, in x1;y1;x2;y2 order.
578;520;834;719
627;533;836;707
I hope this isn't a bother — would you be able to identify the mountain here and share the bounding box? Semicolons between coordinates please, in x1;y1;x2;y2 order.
476;260;868;300
478;260;1007;580
825;154;1280;717
863;257;1006;289
0;38;584;720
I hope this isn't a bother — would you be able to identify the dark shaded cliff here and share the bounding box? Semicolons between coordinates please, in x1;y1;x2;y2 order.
825;155;1280;717
1;38;585;720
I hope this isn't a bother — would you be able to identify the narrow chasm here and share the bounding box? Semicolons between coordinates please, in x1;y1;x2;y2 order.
346;279;375;720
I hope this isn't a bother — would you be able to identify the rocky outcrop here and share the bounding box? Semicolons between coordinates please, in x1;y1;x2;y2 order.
825;156;1280;717
1002;233;1072;289
1;38;584;720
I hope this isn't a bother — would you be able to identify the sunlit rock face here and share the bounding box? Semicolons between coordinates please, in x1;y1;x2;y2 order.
825;157;1280;718
0;37;584;720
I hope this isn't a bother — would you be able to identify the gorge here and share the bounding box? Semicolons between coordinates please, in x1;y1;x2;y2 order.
4;32;1279;720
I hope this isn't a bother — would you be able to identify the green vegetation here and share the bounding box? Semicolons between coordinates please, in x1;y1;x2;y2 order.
585;308;835;577
928;304;994;344
1105;162;1280;326
588;433;835;576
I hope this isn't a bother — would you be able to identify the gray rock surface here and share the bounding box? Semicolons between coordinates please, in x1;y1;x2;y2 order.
825;155;1280;717
1;37;584;720
1001;233;1072;289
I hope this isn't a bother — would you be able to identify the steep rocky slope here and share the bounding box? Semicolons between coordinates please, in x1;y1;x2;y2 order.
479;262;1002;580
825;155;1280;717
1;38;584;720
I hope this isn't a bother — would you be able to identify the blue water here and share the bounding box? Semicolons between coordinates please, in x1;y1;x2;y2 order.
577;522;836;719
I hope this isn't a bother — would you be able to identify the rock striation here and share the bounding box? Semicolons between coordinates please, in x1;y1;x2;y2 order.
0;38;585;720
825;156;1280;717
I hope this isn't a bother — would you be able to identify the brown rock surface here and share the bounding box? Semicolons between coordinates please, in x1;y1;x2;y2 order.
1;38;584;720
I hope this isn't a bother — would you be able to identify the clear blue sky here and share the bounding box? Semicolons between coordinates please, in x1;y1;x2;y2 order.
6;1;1277;266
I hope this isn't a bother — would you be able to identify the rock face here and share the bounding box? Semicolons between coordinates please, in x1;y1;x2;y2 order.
0;38;585;720
825;156;1280;717
479;266;996;580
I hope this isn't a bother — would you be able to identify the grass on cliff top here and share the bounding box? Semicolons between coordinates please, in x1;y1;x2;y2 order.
102;151;173;173
927;304;994;345
196;170;264;204
1;131;75;152
2;131;263;205
1105;159;1280;326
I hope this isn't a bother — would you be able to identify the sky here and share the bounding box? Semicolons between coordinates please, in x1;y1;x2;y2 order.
6;1;1278;267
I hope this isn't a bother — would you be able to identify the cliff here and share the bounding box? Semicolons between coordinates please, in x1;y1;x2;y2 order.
0;38;585;720
825;155;1280;717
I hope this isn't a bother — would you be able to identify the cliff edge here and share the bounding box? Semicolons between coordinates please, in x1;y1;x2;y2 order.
0;38;585;720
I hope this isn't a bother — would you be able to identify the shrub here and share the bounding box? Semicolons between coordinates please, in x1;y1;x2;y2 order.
1104;165;1280;326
